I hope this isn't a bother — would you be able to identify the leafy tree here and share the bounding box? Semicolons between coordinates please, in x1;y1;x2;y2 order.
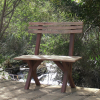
0;0;21;40
41;0;100;88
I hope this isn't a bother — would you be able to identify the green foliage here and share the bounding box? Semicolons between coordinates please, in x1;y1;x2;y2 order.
0;33;28;57
71;0;100;27
0;54;5;64
0;0;69;59
0;0;22;39
41;34;69;55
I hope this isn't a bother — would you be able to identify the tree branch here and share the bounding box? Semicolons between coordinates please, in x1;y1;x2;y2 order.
82;17;98;39
0;0;21;39
4;0;21;17
0;0;6;33
0;11;14;40
6;0;13;7
82;25;92;39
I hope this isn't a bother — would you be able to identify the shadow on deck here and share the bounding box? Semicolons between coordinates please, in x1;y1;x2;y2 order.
0;80;99;100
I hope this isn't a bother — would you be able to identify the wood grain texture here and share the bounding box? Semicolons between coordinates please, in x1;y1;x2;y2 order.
28;29;83;34
28;26;83;30
35;33;42;55
28;22;83;34
29;22;83;25
14;55;82;62
69;33;75;56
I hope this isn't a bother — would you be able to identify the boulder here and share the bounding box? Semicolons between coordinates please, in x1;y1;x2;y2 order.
37;62;47;76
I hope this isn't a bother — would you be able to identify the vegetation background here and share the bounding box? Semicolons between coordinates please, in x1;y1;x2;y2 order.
0;0;100;88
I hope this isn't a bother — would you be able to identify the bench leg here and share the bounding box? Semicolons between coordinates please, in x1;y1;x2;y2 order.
32;69;40;86
68;63;75;88
54;61;64;72
24;60;42;89
32;60;42;85
61;71;68;92
61;62;75;93
24;68;32;89
61;62;69;93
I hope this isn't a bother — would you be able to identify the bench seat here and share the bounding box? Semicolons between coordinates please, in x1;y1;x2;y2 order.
14;55;82;62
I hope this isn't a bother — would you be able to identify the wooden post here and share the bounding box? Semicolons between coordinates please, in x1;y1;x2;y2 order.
61;62;69;93
24;60;42;89
68;33;75;88
35;33;42;55
35;25;42;55
33;25;42;87
69;33;75;56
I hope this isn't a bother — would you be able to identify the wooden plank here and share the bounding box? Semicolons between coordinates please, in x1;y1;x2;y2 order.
28;26;83;30
69;33;75;56
35;33;42;55
28;29;83;34
61;62;69;93
14;55;82;62
67;62;75;88
29;22;83;26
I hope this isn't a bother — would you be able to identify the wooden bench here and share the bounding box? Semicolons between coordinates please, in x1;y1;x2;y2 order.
14;22;83;93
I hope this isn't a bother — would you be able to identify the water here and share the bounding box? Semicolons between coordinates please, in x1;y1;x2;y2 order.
18;62;63;85
0;62;69;86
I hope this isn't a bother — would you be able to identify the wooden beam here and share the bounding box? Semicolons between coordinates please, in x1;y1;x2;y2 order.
34;25;42;55
69;33;75;56
29;22;83;26
28;30;82;34
28;26;83;30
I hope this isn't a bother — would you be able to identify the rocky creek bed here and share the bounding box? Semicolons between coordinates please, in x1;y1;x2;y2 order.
0;62;63;85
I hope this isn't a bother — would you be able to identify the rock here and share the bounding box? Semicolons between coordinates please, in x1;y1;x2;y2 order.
5;67;20;74
46;63;57;73
0;71;9;80
37;62;47;76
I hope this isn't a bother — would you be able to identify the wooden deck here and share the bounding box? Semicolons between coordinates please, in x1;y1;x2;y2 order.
0;80;99;100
